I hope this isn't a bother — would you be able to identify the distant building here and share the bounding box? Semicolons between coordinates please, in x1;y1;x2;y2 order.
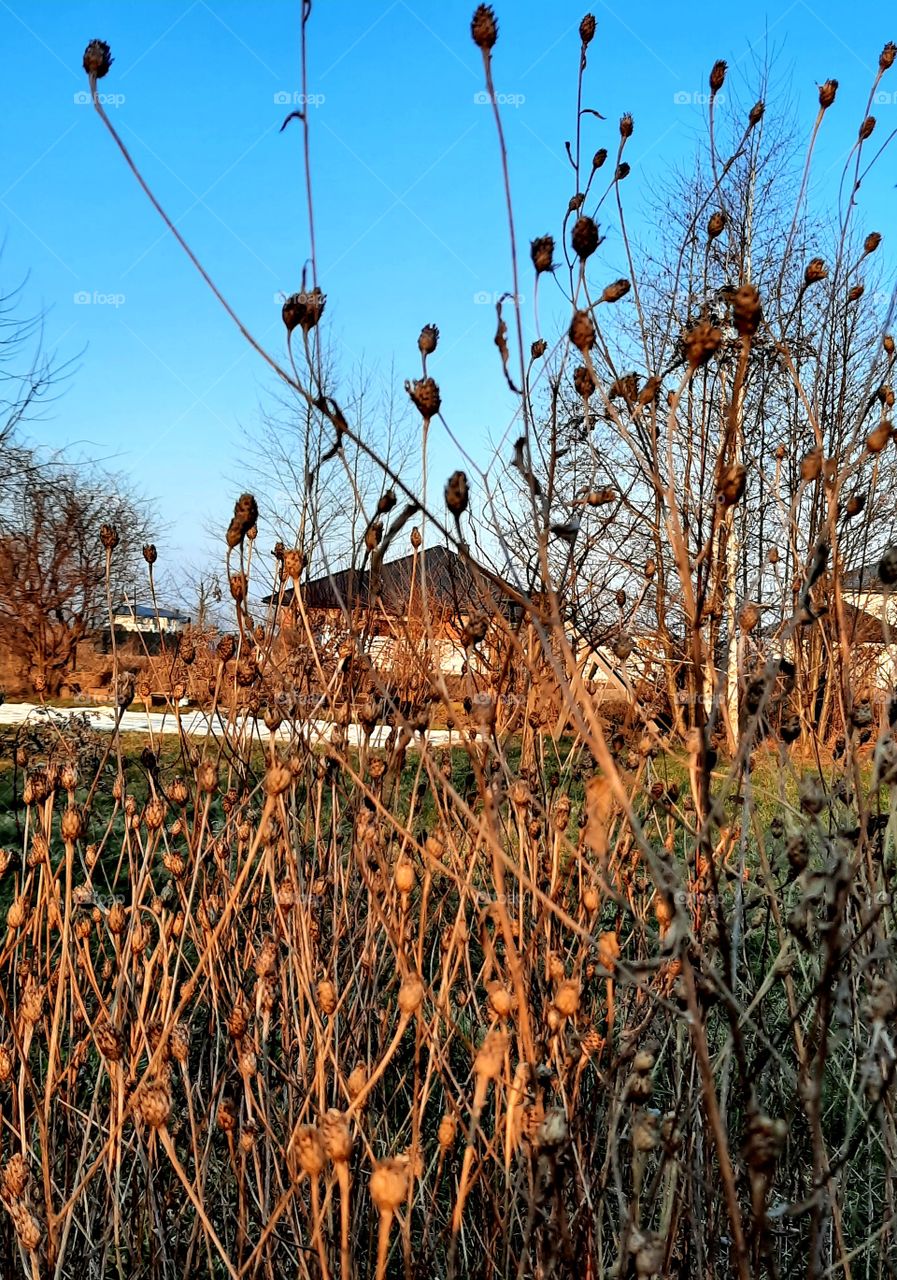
110;602;191;635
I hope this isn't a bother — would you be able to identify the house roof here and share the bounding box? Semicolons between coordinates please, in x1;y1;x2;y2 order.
265;545;513;616
113;603;190;622
843;563;893;594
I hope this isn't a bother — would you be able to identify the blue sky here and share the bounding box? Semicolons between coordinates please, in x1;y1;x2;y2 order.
2;0;895;571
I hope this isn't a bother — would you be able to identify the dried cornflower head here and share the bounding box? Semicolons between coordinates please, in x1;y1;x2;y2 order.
137;1079;171;1129
530;234;555;274
818;79;838;109
61;805;83;842
83;39;113;78
406;376;441;418
571;215;599;260
738;601;760;632
370;1158;409;1212
347;1063;368;1101
474;1028;508;1079
614;161;630;181
707;210;726;239
848;283;864;302
800;447;823;481
438;1113;457;1149
804;257;827;285
470;4;498;49
398;974;425;1015
316;978;337;1015
554;979;581;1018
684;319;723;366
0;1044;13;1082
226;493;258;549
732;283;762;336
882;41;897;71
619;112;633;138
859;115;876;140
417;323;439;356
445;470;469;516
99;522;119;550
592;146;607;169
531;338;547;359
142;543;157;566
866;420;892;452
573;365;596;398
292;1124;326;1177
282;287;326;334
321;1108;353;1162
709;59;727;93
579;13;596;44
10;1204;41;1253
569;309;596;352
717;463;747;507
878;546;897;585
865;231;882;254
1;1153;29;1199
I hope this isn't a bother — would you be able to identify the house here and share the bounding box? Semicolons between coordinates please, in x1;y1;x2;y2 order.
263;544;634;698
840;564;897;686
110;601;191;635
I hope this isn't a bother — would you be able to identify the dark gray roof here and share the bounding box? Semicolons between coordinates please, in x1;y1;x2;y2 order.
113;603;189;621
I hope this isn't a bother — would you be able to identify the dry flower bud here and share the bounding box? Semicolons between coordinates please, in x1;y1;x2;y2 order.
709;60;727;93
470;4;498;49
818;79;838;109
569;309;596;352
579;13;596;45
571;215;599;260
83;39;113;78
530;235;555;274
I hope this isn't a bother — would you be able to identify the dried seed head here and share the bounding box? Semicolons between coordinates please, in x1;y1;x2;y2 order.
748;100;765;127
866;421;892;453
321;1109;353;1162
1;1153;30;1200
398;974;425;1015
818;79;838;109
865;231;882;254
474;1029;507;1079
137;1080;171;1129
316;979;337;1016
800;448;823;482
707;210;726;239
573;365;596;398
10;1204;41;1252
592;147;607;169
292;1124;326;1177
282;287;326;334
530;234;555;274
96;1019;126;1062
226;493;259;549
554;979;581;1018
709;60;727;94
142;543;157;565
571;215;600;260
732;284;762;336
615;161;630;181
878;547;897;586
859;115;876;140
885;335;895;355
99;523;119;550
83;39;113;78
370;1158;409;1212
804;257;827;285
438;1113;457;1149
882;42;897;71
470;4;498;49
347;1063;368;1100
418;323;439;355
601;278;630;304
717;463;747;507
619;112;633;138
406;376;441;419
445;470;469;516
848;283;864;302
61;805;83;842
683;319;722;366
738;601;760;632
579;13;596;45
569;309;596;352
